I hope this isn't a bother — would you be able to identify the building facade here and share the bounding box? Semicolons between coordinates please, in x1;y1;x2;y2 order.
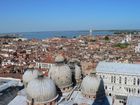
135;43;140;53
96;61;140;104
35;62;54;69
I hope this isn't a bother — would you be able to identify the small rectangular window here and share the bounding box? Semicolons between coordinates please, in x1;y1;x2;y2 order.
111;76;113;83
112;86;114;91
133;78;136;85
114;76;116;83
138;79;140;85
125;77;127;85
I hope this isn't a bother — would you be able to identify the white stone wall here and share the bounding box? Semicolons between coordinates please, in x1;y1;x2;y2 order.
97;72;140;97
35;62;54;69
135;44;140;53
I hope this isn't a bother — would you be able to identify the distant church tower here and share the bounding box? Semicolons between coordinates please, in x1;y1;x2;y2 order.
126;33;132;43
121;33;132;44
90;29;92;36
135;43;140;53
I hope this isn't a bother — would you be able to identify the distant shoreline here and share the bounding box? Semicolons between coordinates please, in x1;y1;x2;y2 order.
0;29;140;34
0;30;140;39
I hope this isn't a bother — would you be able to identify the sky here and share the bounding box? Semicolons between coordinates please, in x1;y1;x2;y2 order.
0;0;140;33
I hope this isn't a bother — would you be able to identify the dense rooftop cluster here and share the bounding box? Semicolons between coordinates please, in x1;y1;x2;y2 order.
0;34;140;77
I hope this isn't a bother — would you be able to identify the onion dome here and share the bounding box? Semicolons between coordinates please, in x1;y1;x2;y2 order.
49;64;72;91
75;65;82;81
26;76;58;104
22;68;41;87
81;75;105;98
55;54;65;63
49;55;73;92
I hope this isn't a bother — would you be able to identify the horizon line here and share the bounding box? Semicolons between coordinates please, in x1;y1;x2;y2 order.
1;28;140;34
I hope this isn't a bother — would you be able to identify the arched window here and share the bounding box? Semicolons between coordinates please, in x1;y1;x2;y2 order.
119;76;121;84
126;88;128;92
137;78;140;85
111;76;113;83
114;76;116;83
112;86;114;91
125;77;127;85
105;86;107;89
129;88;131;93
133;78;136;85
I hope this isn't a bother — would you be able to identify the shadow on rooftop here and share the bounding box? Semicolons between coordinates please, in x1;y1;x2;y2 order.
92;78;110;105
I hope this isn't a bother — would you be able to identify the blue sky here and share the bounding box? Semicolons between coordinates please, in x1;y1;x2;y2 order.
0;0;140;33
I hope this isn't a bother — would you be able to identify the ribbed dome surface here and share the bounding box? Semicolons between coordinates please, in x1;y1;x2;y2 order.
81;75;101;96
75;65;82;80
26;76;58;103
22;69;41;84
49;64;72;88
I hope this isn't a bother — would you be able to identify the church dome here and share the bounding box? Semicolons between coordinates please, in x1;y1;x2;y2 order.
49;64;72;89
22;69;41;86
26;76;58;103
81;75;104;98
75;65;82;80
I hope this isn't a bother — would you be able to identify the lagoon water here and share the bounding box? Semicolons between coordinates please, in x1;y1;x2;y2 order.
21;30;114;39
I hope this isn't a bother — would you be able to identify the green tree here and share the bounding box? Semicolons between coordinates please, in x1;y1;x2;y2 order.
104;36;110;41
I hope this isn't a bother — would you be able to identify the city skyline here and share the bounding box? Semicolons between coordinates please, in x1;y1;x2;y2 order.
0;0;140;33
